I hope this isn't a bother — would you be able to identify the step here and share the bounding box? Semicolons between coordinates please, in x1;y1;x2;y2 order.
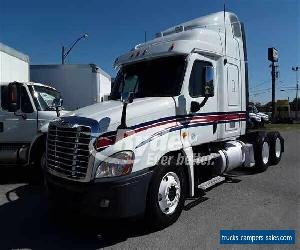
198;176;226;190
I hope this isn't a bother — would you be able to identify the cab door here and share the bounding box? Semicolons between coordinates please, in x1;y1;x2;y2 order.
0;84;37;143
179;54;218;147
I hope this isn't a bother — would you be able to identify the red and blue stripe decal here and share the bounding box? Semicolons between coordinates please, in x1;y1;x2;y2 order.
130;111;246;133
97;111;246;150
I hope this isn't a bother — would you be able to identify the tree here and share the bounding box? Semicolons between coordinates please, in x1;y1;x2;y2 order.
290;97;300;111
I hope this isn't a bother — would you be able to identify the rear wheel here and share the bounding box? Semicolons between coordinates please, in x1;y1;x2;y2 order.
268;131;284;165
244;131;270;172
253;134;270;172
146;162;186;229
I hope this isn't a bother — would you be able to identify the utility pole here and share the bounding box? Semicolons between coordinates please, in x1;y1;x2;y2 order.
61;46;65;64
292;66;299;120
271;62;276;120
268;48;279;121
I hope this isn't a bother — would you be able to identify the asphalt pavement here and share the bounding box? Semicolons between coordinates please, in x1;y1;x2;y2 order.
0;130;299;249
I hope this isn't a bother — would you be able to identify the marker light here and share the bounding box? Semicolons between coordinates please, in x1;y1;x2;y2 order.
95;135;116;151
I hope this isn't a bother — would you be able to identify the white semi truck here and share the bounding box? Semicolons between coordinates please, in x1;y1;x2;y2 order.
0;81;65;167
44;12;284;228
30;64;111;110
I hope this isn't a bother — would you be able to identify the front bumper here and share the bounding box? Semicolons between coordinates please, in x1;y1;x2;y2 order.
45;169;153;218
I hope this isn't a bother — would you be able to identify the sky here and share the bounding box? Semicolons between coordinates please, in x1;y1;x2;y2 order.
0;0;299;104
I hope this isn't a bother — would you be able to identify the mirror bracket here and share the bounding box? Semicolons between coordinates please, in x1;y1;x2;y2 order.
190;101;201;113
118;92;134;129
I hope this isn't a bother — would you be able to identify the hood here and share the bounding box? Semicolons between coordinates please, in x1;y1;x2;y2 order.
249;112;261;122
65;97;176;134
257;112;268;118
38;109;71;133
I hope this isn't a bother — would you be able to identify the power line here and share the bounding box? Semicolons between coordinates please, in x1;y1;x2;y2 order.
249;90;271;96
250;87;271;93
249;80;270;90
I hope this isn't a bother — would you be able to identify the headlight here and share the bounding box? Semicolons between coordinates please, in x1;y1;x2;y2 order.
96;151;134;178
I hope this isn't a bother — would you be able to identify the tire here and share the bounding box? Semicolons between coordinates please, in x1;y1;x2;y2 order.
31;136;47;169
146;161;187;229
30;138;46;183
253;134;271;172
267;131;284;165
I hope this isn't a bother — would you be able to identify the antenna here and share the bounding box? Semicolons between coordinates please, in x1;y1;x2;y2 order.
144;31;147;43
223;2;227;64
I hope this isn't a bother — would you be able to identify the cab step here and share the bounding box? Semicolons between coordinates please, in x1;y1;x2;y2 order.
198;176;226;190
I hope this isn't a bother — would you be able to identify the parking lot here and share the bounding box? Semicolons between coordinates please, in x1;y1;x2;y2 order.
0;129;299;249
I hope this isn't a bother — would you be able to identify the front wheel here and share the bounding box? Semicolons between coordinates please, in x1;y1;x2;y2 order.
146;163;186;229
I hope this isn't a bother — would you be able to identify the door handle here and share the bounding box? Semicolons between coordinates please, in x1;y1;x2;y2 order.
14;111;27;120
213;123;217;134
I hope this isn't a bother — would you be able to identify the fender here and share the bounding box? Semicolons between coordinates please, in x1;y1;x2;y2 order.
28;132;47;165
181;146;194;197
152;148;195;198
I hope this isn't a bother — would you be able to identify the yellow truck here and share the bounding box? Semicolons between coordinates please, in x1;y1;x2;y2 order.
275;100;292;123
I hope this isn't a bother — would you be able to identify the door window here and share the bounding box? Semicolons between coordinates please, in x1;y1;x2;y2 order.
189;60;212;98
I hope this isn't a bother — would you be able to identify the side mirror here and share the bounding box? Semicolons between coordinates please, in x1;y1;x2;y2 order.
52;97;63;117
121;92;134;104
7;82;20;112
52;97;63;109
204;66;214;97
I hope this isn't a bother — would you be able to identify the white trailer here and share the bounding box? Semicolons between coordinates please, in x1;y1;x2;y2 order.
0;42;29;83
30;64;111;110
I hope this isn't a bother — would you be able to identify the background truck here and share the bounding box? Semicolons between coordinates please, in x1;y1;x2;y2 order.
44;11;284;229
0;42;29;82
30;64;111;110
0;81;65;168
248;104;269;128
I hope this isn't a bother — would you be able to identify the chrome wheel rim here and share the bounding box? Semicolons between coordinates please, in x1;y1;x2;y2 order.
262;141;270;165
158;172;181;215
275;138;281;158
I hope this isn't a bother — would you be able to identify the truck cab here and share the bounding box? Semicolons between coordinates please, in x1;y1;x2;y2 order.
0;81;64;167
44;12;284;228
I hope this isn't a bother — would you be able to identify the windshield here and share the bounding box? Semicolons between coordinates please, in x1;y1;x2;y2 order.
29;85;61;111
248;106;258;113
111;55;186;99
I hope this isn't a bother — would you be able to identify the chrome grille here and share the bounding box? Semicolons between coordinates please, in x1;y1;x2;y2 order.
47;123;91;179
